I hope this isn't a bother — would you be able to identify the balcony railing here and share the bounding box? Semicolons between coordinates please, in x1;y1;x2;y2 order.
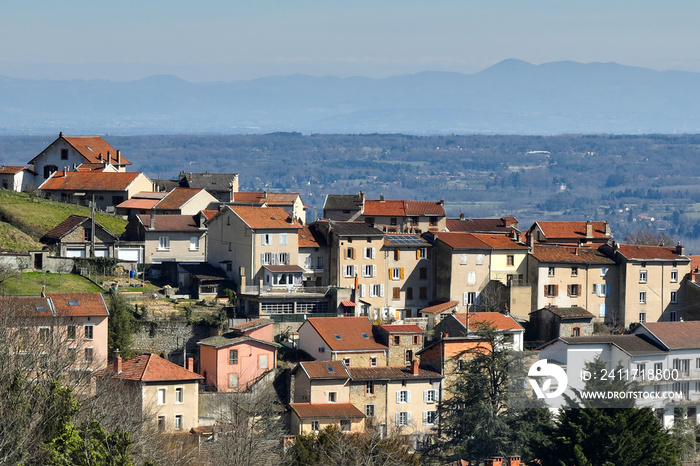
242;285;329;295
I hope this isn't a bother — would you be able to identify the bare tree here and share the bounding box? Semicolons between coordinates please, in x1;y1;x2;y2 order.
624;230;674;246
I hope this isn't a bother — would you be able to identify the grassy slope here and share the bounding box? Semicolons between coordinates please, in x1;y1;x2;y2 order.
0;222;42;252
0;272;104;295
0;190;127;251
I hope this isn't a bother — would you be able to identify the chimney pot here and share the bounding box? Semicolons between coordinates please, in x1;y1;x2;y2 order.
186;357;194;372
411;359;420;375
113;350;122;374
380;194;385;202
459;213;465;220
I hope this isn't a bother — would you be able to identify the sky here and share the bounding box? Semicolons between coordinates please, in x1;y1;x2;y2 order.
1;0;699;82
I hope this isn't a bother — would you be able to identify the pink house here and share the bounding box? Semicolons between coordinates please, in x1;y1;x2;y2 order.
197;318;277;392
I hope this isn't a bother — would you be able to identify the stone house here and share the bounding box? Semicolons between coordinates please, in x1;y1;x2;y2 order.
40;214;118;258
374;324;424;366
527;305;595;343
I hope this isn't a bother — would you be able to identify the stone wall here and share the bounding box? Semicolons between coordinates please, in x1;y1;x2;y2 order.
132;319;215;366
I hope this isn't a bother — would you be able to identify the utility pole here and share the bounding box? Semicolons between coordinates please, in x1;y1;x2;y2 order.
91;194;96;257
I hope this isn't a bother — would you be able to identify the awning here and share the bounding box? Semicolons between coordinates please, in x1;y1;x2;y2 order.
341;301;356;307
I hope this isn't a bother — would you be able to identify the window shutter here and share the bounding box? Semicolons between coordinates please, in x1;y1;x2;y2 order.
423;390;429;402
406;391;411;402
400;268;404;279
388;268;392;279
544;285;548;296
406;412;411;424
606;284;610;296
372;265;376;277
577;286;581;296
423;411;428;425
359;284;365;298
260;253;265;264
427;248;431;259
567;285;572;296
380;284;384;297
395;249;400;260
416;249;420;260
371;247;376;258
396;391;401;403
599;303;606;317
463;292;468;306
395;412;401;426
554;285;559;296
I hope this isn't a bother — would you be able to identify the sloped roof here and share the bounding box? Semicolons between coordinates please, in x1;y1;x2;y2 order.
469;233;527;249
0;296;55;317
48;292;110;317
383;234;428;247
115;198;159;210
531;244;615;264
363;200;406;216
556;335;664;356
639;321;700;350
30;135;130;166
418;301;458;315
290;403;364;419
39;171;146;192
232;318;273;334
405;200;445;216
348;365;441;380
305;317;387;352
297;360;350;379
323;193;364;211
0;165;28;175
178;263;228;281
323;221;384;237
434;232;492;249
197;334;276;350
614;244;690;261
179;172;237;191
532;306;594;320
136;214;203;232
446;217;518;233
454;312;524;332
298;225;327;248
112;353;203;382
229;206;301;230
378;324;423;334
534;221;610;240
233;192;301;206
155;187;208;210
41;214;116;243
201;209;219;220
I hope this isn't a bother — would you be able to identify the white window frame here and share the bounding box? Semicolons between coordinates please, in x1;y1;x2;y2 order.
601;266;608;277
370;284;384;298
397;390;411;404
364;247;375;259
639;291;646;304
671;291;678;303
174;414;183;431
261;233;272;246
311;420;320;432
424;389;437;403
84;325;94;340
370;357;377;367
548;267;555;277
475;254;483;265
396;411;410;427
175;387;184;404
363;264;376;278
418;248;428;259
467;272;476;285
365;404;375;417
423;410;437;426
639;270;647;284
189;236;199;251
671;269;678;282
158;388;166;405
158;236;170;251
343;265;356;278
391;267;401;280
460;254;468;265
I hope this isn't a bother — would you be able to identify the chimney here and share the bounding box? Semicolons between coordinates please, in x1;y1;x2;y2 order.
117;150;121;165
411;359;420;376
676;242;685;256
186;357;194;372
459;213;465;221
585;220;593;239
239;266;246;289
41;285;46;298
59;131;63;138
113;349;122;374
439;200;444;205
379;194;385;202
604;220;611;236
107;151;111;163
150;208;156;230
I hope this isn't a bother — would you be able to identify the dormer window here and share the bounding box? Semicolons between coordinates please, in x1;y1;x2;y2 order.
334;334;342;340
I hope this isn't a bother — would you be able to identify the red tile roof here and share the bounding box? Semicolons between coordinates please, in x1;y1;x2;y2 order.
639;321;700;350
233;192;301;206
290;403;365;419
405;200;445;216
469;233;527;249
378;324;423;334
362;199;445;217
348;365;441;380
531;244;615;264
0;165;28;174
298;226;320;247
614;244;690;261
75;163;110;172
135;214;203;232
201;209;219;220
0;296;55;317
229;206;302;230
64;136;130;165
534;221;610;240
39;172;146;192
298;360;350;379
115;198;159;210
112;353;203;382
48;292;110;317
419;301;458;315
454;312;523;331
304;317;387;352
434;232;492;249
155;187;206;210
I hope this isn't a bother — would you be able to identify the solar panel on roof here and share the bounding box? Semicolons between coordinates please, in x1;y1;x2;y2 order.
386;235;425;245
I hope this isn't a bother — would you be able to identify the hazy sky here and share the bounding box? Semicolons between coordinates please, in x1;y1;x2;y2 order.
2;0;699;82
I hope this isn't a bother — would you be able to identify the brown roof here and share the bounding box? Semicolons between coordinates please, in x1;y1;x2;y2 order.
41;214;116;243
614;244;690;261
419;301;458;315
378;324;423;334
229;206;301;230
298;360;350;379
446;217;518;233
112;353;203;382
290;403;365;419
405;200;446;216
454;312;523;331
298;226;322;248
556;334;664;355
469;233;527;249
155;187;207;210
348;365;441;380
75;163;110;172
639;321;700;350
201;209;219;220
263;265;305;273
304;317;387;352
0;296;55;317
115;198;159;210
0;166;28;174
136;214;203;232
533;306;594;320
48;292;109;317
534;221;610;240
362;199;445;217
531;244;615;264
39;171;146;192
232;318;273;334
435;232;492;249
233;192;301;206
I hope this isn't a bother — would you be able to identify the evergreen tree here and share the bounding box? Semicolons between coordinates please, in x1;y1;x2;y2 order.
108;292;138;359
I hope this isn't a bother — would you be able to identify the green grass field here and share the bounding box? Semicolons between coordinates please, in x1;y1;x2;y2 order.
0;272;104;296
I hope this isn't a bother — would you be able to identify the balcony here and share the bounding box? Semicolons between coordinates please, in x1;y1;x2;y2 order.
242;285;330;296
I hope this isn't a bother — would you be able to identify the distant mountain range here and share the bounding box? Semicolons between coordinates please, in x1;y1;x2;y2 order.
1;59;700;135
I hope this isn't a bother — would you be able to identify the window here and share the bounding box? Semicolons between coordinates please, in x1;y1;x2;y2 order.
343;357;351;367
364;247;375;259
424;389;437;403
328;392;337;402
175;387;183;404
258;354;268;369
39;327;50;344
546;285;558;297
229;349;238;364
84;325;93;340
84;228;92;241
340;419;351;432
429;217;438;226
393;335;401;346
460;254;468;265
406;287;413;300
228;373;238;388
397;390;410;404
278;233;287;245
84;347;94;363
60;148;69;160
571;327;581;337
467;272;476;285
457;359;467;371
599;303;607;317
346;247;355;259
158;416;166;431
423;411;437;425
158;236;170;251
365;404;375;417
365;217;375;226
393;249;401;261
44;165;58;178
343;265;356;278
189;236;199;251
669;269;678;282
358;284;366;298
392;287;401;300
419;287;427;299
413;335;420;345
639;311;646;323
370;357;377;367
463;291;476;306
595;283;610;297
567;284;581;297
390;217;398;226
311;420;320;432
363;264;376;277
673;382;690;399
601;266;609;276
396;411;410;427
476;254;483;265
571;267;578;277
405;349;413;365
671;291;678;304
670;311;678;322
277;253;290;265
391;267;403;280
417;248;428;259
639;291;646;304
174;415;183;431
639;270;647;283
548;267;555;277
261;252;274;265
657;362;664;373
158;388;166;405
507;255;514;266
370;284;384;297
261;234;272;245
366;381;375;395
67;325;76;340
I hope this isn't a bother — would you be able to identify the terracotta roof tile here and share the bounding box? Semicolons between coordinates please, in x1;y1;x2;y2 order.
378;324;423;334
531;244;616;264
469;233;527;249
454;312;523;331
405;200;446;216
47;292;110;317
290;403;364;419
298;360;350;379
419;301;458;315
305;317;387;352
614;243;690;261
113;353;203;382
233;192;300;206
229;206;301;230
136;214;203;232
534;221;610;240
434;232;492;249
115;198;159;210
0;166;28;174
298;226;321;247
348;365;441;380
39;172;147;192
155;187;206;210
362;200;406;216
201;209;219;220
62;136;130;165
640;321;700;350
0;296;55;317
